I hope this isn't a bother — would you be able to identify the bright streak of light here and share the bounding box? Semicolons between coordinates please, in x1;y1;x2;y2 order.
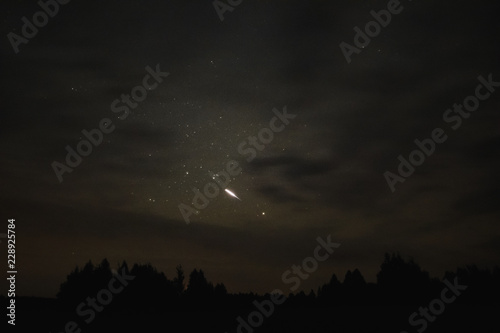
225;188;241;201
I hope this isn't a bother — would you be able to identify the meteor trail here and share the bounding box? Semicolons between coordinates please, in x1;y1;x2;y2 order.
225;188;241;201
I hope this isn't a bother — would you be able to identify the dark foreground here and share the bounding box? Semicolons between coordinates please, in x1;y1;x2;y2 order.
6;297;499;333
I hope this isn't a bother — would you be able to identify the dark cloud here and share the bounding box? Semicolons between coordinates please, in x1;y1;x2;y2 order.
249;155;335;179
454;187;500;215
257;185;304;203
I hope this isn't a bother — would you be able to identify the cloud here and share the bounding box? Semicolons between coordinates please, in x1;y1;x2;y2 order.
454;187;500;216
249;155;335;179
257;185;304;203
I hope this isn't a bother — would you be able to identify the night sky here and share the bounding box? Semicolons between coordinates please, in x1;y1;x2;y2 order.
1;0;500;298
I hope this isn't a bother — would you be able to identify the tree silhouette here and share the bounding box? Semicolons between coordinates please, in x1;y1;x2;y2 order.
173;264;185;295
185;269;214;308
342;269;367;304
376;252;437;304
52;254;500;318
317;273;341;305
57;259;113;307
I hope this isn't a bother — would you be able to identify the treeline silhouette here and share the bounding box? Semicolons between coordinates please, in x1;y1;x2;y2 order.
4;253;499;332
54;253;500;311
